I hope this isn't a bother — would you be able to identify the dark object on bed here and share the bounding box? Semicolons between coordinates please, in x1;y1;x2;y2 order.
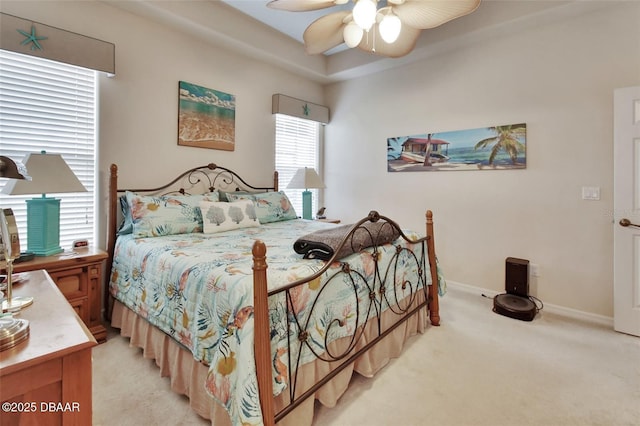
293;212;401;260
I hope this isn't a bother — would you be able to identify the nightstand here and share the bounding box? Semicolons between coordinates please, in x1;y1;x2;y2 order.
316;218;341;224
4;247;108;343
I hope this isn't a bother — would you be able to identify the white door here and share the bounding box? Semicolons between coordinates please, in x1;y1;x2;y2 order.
614;86;640;336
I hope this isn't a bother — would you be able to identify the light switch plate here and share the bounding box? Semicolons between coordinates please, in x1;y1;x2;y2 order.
582;186;600;200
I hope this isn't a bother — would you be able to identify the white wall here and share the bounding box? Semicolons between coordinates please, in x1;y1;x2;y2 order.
323;3;640;317
0;1;325;249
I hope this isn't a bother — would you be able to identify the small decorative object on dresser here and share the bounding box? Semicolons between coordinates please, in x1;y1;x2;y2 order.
4;247;108;343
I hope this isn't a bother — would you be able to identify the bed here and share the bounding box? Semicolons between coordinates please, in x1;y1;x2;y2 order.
105;163;442;426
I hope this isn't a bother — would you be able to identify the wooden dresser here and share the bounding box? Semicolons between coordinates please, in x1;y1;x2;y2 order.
0;269;97;425
8;248;108;343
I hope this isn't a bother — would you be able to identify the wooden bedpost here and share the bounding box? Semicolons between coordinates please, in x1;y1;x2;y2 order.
273;170;279;192
104;164;118;321
426;210;441;326
252;240;275;426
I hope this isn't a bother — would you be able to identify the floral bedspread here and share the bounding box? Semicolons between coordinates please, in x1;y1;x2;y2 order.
110;219;433;425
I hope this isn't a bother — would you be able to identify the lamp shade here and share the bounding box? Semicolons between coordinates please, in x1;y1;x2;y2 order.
286;167;325;190
2;152;86;195
0;156;31;180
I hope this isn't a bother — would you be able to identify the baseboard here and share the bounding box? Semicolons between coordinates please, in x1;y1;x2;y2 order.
446;280;614;328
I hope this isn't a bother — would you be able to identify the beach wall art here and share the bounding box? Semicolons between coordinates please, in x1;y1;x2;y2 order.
387;123;527;172
178;81;236;151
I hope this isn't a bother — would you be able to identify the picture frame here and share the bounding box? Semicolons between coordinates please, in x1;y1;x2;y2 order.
387;123;527;172
178;81;235;151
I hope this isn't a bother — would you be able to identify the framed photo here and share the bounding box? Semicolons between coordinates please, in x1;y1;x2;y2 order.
387;123;527;172
178;81;235;151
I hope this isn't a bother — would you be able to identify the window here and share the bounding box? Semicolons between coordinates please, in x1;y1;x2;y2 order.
274;114;321;217
0;50;97;250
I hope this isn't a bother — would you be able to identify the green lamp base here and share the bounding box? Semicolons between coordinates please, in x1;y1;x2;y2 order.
301;190;312;220
26;196;63;256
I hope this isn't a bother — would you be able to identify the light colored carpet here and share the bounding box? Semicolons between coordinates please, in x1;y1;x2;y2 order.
92;286;640;426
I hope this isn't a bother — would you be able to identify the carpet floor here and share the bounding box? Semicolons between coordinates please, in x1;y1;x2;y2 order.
92;286;640;425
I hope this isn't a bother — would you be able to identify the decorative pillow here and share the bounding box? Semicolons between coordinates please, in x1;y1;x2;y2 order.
117;195;133;235
226;191;297;223
200;200;261;234
218;190;250;202
126;191;220;238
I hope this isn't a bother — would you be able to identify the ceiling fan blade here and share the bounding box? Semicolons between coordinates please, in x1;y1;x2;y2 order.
303;11;350;55
393;0;481;29
357;24;421;58
267;0;338;12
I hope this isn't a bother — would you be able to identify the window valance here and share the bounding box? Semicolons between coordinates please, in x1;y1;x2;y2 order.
0;13;115;74
272;94;329;124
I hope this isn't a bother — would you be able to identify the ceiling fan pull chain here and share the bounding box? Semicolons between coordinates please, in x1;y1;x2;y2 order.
372;23;376;53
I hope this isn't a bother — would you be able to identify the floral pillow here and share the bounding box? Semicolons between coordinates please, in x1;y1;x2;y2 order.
200;200;261;234
125;191;220;238
218;190;250;202
226;191;297;223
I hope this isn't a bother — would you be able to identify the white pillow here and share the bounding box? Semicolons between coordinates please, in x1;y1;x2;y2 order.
200;200;260;234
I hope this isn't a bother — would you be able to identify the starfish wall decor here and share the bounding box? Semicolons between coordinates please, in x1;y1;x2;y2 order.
17;25;47;51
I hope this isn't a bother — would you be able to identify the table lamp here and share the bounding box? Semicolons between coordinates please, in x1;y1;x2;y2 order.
286;167;325;220
1;151;87;256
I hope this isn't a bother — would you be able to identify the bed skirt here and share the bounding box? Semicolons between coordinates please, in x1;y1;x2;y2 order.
111;294;429;425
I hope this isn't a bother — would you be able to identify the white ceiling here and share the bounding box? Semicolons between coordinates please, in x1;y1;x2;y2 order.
104;1;610;84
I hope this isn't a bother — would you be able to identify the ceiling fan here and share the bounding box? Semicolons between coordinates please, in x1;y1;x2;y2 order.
267;0;481;58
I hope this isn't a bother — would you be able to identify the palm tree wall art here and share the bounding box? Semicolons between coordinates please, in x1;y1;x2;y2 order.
387;123;526;172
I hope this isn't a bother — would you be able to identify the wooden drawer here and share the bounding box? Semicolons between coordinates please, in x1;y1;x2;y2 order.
67;297;89;325
49;267;87;299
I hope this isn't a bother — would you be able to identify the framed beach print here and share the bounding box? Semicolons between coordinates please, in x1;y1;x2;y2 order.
387;123;526;172
178;81;236;151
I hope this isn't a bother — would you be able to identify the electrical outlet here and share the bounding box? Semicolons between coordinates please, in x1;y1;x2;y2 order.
530;263;540;277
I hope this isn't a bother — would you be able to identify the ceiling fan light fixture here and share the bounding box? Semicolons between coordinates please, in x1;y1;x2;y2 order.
268;0;482;58
379;13;401;44
343;21;364;48
352;0;377;31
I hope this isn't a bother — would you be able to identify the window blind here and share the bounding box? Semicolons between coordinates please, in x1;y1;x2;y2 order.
274;114;320;217
0;49;97;250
